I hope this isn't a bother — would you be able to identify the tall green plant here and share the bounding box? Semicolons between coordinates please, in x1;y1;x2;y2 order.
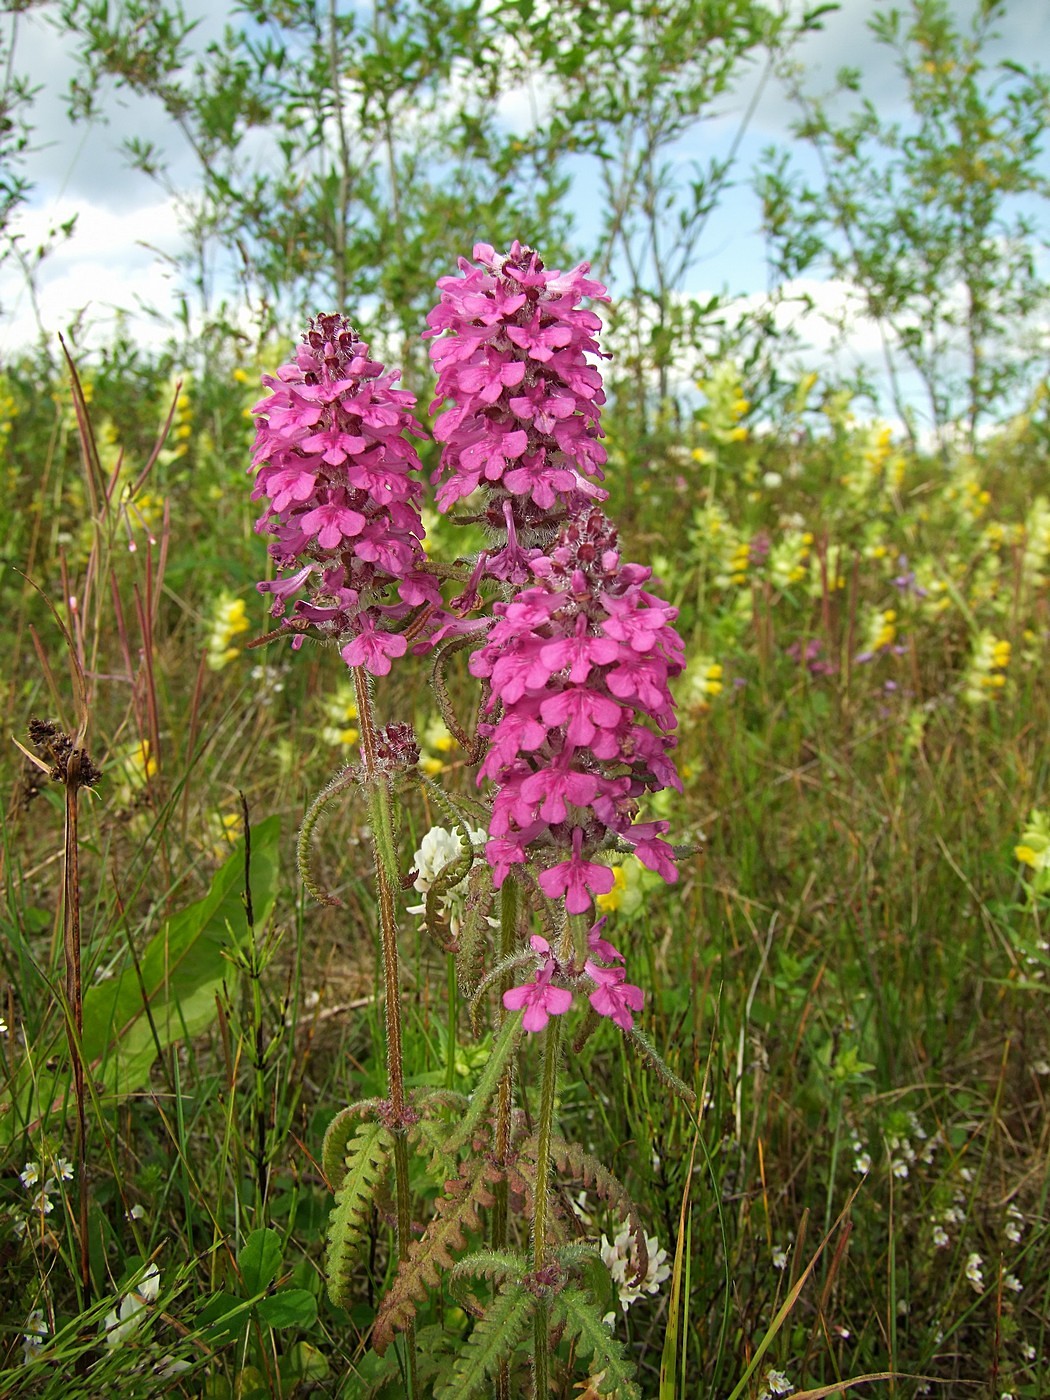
758;0;1050;445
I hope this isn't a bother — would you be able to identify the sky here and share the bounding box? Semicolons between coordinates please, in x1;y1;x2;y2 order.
2;0;1049;423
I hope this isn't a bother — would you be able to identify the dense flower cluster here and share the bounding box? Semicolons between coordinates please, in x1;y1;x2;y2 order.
471;507;684;925
249;315;440;675
426;241;610;584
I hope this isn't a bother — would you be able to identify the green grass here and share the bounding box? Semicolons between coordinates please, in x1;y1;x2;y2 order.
0;351;1048;1397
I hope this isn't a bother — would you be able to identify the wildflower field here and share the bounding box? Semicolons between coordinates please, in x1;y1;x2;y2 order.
2;1;1050;1397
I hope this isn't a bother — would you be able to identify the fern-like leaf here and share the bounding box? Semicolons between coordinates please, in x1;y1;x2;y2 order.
433;1284;534;1400
553;1286;641;1400
371;1155;500;1353
321;1099;387;1183
325;1119;395;1308
450;1248;527;1284
444;1011;524;1152
535;1136;645;1242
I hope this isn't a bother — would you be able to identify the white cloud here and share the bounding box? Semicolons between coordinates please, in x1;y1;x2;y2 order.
0;195;187;354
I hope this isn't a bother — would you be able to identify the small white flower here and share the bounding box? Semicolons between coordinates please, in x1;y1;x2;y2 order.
21;1309;47;1365
771;1246;788;1271
54;1158;74;1182
0;1016;8;1035
19;1162;40;1189
30;1191;53;1216
760;1368;794;1397
891;1158;909;1179
155;1356;192;1378
896;1298;909;1316
1003;1273;1022;1293
932;1224;949;1248
1022;1342;1036;1361
127;1204;146;1221
965;1252;984;1293
1032;1058;1050;1076
104;1263;161;1346
854;1150;872;1175
960;1167;974;1183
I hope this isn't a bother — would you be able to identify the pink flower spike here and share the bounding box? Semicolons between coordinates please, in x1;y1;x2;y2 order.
585;962;644;1030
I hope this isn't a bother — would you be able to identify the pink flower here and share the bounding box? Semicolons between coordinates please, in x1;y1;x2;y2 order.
474;509;684;923
426;242;610;584
503;944;573;1032
249;314;442;676
585;961;644;1030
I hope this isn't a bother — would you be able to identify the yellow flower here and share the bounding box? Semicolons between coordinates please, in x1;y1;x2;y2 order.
206;595;251;670
596;866;628;913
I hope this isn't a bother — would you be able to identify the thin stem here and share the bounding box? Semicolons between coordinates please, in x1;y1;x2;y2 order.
58;750;91;1314
350;667;417;1399
493;878;520;1400
531;1012;563;1399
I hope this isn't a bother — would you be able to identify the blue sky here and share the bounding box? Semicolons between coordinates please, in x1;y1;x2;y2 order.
2;0;1048;426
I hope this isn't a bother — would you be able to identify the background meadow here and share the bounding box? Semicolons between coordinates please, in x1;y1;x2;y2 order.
1;0;1050;1396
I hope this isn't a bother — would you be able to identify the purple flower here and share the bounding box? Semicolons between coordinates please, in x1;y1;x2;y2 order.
249;314;442;675
426;242;610;584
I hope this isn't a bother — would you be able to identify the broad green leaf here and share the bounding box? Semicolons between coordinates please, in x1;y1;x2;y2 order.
239;1227;282;1296
256;1288;317;1330
82;815;281;1095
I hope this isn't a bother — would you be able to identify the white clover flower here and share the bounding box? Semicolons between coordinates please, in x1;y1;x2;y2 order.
407;825;488;939
771;1246;789;1271
965;1253;984;1293
103;1263;161;1346
19;1162;40;1189
411;826;473;892
932;1224;949;1248
600;1223;671;1312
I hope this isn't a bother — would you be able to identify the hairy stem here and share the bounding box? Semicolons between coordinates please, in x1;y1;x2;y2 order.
351;667;417;1399
531;1011;563;1398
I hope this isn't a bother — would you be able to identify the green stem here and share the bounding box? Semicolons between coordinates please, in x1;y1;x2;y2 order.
351;667;417;1400
531;1012;563;1399
493;879;519;1400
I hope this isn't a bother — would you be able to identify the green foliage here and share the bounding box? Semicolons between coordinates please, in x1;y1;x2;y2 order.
759;0;1050;441
554;1285;643;1400
372;1154;499;1352
432;1282;534;1400
325;1119;396;1308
